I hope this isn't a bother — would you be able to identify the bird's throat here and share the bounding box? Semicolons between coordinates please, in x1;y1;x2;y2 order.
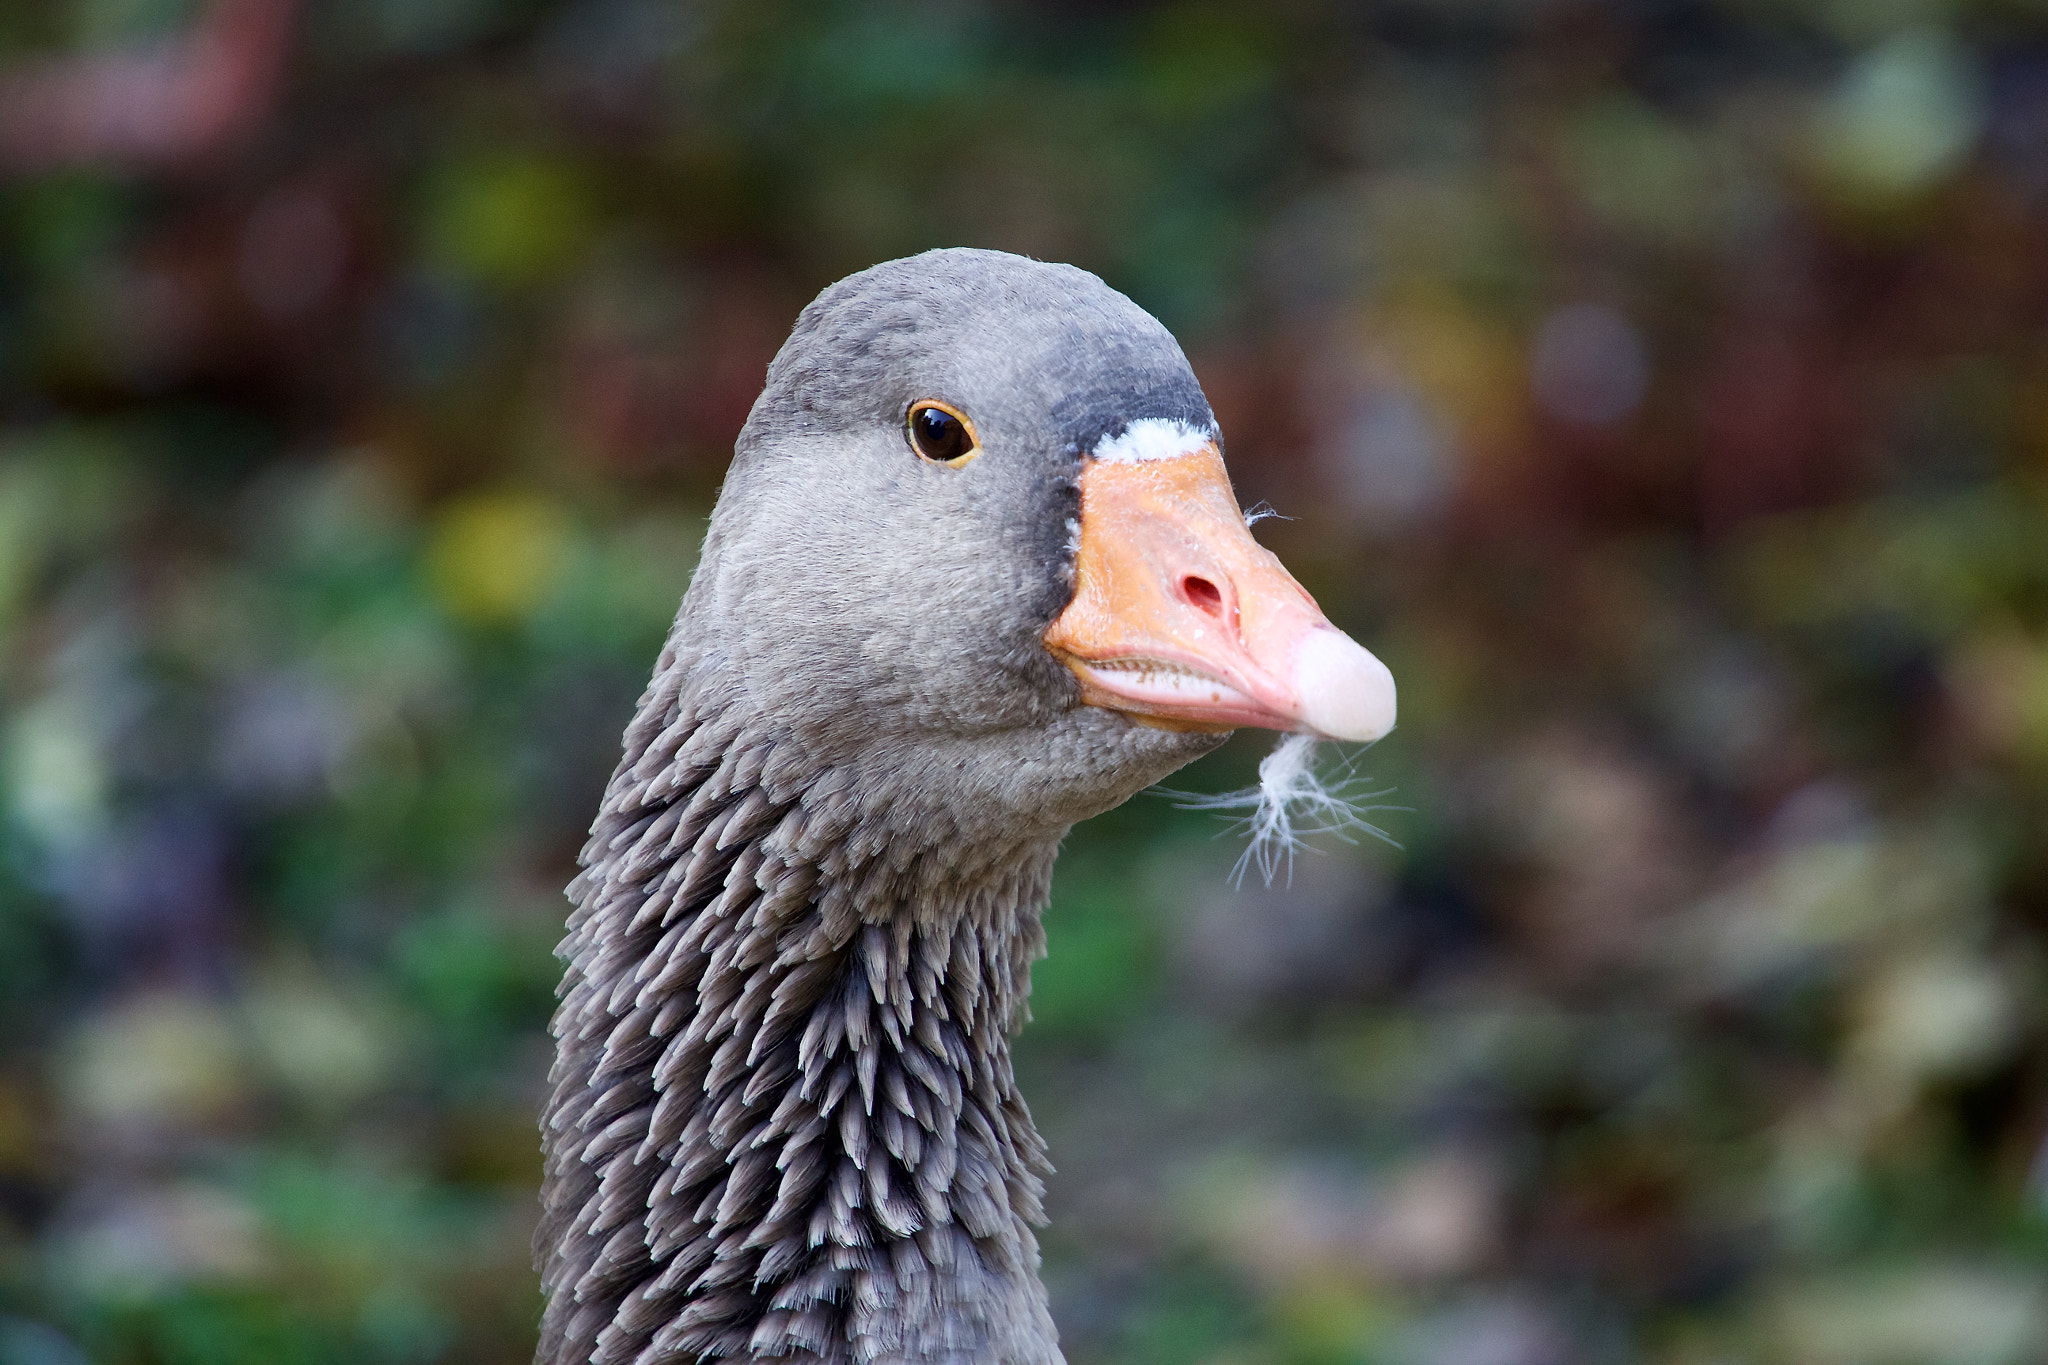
537;668;1071;1365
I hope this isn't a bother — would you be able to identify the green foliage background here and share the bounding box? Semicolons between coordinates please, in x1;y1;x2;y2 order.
3;1;2048;1362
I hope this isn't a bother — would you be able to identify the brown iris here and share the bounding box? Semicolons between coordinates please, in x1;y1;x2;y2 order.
907;401;980;467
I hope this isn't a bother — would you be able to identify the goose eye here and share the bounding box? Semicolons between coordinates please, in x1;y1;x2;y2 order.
908;402;979;466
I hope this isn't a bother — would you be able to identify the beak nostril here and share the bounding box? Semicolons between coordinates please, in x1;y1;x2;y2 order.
1182;575;1224;617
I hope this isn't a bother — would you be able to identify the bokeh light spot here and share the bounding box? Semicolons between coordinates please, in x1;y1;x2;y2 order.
426;490;573;625
1813;28;1984;201
423;155;593;287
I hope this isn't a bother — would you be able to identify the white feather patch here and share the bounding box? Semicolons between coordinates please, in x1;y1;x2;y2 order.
1090;418;1216;464
1175;732;1399;885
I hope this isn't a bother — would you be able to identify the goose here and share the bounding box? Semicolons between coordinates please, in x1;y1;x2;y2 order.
536;247;1397;1365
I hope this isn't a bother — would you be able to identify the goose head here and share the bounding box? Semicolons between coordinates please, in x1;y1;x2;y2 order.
539;248;1396;1365
682;247;1395;844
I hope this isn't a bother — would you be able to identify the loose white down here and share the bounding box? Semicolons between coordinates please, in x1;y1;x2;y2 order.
1178;732;1399;886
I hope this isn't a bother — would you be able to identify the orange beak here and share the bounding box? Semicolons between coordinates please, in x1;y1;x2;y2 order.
1043;443;1397;742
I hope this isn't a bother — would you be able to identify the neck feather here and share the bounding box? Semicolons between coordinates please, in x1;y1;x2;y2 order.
537;646;1070;1365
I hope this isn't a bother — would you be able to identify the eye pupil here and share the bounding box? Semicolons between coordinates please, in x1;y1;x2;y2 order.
910;405;974;463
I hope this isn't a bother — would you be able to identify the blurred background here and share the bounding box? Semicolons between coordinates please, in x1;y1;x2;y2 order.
1;0;2046;1362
